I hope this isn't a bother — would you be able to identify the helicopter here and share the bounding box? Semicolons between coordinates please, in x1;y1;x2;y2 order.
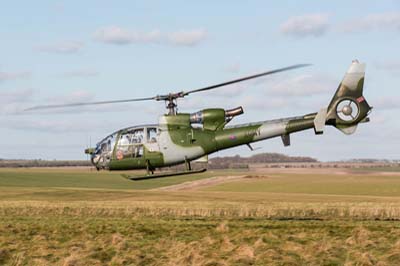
27;60;371;180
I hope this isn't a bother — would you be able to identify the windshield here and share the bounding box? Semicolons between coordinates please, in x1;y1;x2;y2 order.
91;133;116;169
95;134;116;155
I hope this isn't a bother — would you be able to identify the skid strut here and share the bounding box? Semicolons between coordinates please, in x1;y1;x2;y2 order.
121;168;207;181
121;158;206;181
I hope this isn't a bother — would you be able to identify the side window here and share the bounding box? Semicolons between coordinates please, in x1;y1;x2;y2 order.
117;133;133;156
135;145;144;158
147;127;157;143
115;129;145;159
108;135;116;152
100;142;107;152
132;129;144;144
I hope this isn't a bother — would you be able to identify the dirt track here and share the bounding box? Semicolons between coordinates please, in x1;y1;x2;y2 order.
152;167;400;192
153;175;248;191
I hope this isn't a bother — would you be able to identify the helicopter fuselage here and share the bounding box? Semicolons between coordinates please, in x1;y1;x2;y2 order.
89;110;318;171
86;61;371;172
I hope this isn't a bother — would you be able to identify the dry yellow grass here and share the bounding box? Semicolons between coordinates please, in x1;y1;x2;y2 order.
1;167;400;265
1;213;400;266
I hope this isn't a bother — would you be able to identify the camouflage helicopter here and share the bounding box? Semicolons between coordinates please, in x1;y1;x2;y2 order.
27;60;371;180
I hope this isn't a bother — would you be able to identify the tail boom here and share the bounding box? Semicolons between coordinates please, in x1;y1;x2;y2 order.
214;60;372;151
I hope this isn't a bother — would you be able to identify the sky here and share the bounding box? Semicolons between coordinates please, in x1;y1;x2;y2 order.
1;0;399;161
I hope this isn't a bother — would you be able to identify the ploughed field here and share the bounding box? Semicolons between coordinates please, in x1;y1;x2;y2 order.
0;167;400;265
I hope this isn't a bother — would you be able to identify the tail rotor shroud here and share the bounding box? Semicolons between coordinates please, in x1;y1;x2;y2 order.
313;60;372;136
336;99;360;122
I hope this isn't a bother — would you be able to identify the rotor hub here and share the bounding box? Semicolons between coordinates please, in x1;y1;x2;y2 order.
342;105;353;116
336;99;360;122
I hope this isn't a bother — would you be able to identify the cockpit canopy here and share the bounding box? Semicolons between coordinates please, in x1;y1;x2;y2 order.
91;125;158;169
94;133;117;156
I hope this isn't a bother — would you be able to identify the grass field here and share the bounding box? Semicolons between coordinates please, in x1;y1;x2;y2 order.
204;172;400;196
1;167;400;265
0;168;249;190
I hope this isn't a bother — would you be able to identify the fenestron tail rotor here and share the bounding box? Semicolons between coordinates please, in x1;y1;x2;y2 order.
336;99;359;122
324;60;371;135
25;63;310;114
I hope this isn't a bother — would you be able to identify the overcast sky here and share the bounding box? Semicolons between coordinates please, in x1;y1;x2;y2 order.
1;0;399;161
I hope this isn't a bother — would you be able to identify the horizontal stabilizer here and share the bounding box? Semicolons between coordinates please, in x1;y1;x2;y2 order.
337;125;358;135
314;108;327;134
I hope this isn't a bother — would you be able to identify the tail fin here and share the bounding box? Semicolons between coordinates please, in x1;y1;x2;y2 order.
325;60;372;134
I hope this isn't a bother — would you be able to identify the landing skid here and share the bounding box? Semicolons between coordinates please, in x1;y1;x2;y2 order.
121;168;207;181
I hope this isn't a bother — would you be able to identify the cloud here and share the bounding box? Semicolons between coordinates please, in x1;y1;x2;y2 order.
0;89;95;115
280;12;400;37
29;90;156;114
179;71;337;114
241;95;294;110
0;89;101;116
36;41;84;54
179;86;308;114
206;84;247;98
1;116;124;133
45;90;95;105
61;70;99;78
0;71;31;82
94;26;207;47
373;96;400;110
340;12;400;32
224;63;241;73
3;118;96;133
374;60;400;71
0;88;36;114
53;2;65;13
2;119;78;132
266;73;337;96
0;88;35;103
94;26;162;45
167;29;207;46
280;14;330;38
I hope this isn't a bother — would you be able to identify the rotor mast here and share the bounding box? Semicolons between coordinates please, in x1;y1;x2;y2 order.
155;92;183;115
166;96;178;115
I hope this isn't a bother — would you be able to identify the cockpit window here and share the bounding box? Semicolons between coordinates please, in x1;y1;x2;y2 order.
92;133;116;169
147;127;157;143
136;145;144;157
132;129;144;144
117;133;133;155
96;134;116;155
115;128;145;159
94;126;158;164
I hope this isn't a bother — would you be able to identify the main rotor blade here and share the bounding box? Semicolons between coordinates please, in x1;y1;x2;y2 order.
183;64;311;96
25;96;156;111
25;63;310;112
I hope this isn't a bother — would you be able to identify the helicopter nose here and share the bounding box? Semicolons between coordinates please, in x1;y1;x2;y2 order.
85;148;100;169
91;154;102;170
